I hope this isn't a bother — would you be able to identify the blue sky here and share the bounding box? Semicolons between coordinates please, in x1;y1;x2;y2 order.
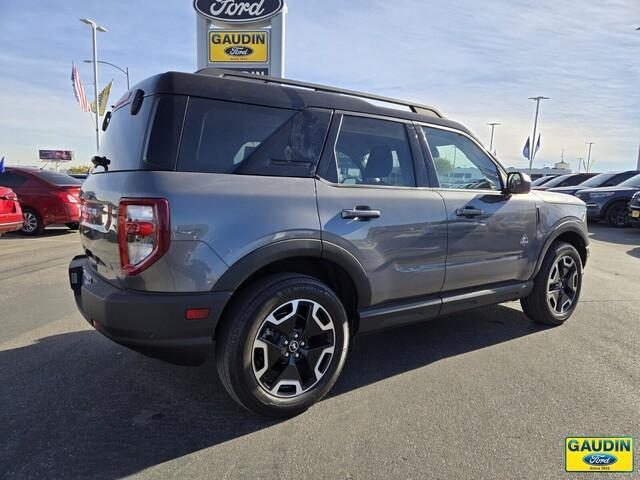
0;0;638;171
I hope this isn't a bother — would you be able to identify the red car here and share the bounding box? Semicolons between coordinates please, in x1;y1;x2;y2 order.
0;167;82;235
0;186;23;235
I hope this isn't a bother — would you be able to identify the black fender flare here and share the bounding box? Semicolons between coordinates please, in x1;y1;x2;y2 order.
531;218;589;278
212;238;372;308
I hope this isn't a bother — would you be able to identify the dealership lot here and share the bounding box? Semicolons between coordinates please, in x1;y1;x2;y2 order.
1;225;639;479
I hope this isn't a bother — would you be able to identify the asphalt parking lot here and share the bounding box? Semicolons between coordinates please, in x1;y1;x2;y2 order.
1;225;639;479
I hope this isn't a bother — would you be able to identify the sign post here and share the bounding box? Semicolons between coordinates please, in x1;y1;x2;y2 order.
194;0;286;77
39;150;74;172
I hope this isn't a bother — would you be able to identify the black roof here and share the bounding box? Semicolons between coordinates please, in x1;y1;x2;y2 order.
128;69;472;136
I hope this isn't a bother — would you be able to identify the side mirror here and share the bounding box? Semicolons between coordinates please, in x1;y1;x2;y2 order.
506;172;531;194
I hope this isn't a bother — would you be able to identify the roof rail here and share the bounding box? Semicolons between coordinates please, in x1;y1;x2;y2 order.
195;68;444;118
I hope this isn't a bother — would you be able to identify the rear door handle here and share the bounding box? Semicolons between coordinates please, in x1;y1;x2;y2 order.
341;206;381;220
455;207;484;217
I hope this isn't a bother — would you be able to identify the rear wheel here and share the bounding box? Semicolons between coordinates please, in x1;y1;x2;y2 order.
606;201;629;228
521;241;582;325
216;274;349;417
20;208;44;236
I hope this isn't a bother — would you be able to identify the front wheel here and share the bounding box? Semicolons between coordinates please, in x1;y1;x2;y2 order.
215;274;350;417
606;201;629;228
521;241;583;325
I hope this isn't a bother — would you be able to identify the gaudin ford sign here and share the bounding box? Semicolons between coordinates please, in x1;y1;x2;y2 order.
194;0;284;23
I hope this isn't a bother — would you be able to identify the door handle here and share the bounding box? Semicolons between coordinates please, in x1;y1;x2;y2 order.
341;206;381;220
455;207;484;217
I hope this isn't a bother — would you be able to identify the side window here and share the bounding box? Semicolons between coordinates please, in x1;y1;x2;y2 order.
177;98;295;174
422;126;501;190
0;172;28;188
334;116;415;187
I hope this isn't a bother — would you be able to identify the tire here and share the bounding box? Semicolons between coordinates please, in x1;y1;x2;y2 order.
20;208;45;236
66;222;79;230
216;273;350;417
521;241;582;326
605;201;629;228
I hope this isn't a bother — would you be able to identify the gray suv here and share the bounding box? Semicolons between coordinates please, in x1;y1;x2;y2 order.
69;70;589;417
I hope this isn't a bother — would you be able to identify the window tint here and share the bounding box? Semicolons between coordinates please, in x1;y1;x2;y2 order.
143;95;188;170
578;173;616;188
178;98;296;175
559;174;594;187
99;95;154;172
334;116;415;187
0;171;28;188
32;170;82;186
619;173;640;188
422;126;501;190
531;175;557;186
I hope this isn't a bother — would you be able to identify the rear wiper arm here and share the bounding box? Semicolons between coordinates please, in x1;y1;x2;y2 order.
91;155;111;171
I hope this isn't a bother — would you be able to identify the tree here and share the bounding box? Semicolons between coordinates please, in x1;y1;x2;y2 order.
433;156;453;176
67;165;91;174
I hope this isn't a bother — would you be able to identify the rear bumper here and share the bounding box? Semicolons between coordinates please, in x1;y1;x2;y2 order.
68;255;231;364
0;217;23;234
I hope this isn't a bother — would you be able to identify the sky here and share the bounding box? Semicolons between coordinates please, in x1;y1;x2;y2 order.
0;0;638;171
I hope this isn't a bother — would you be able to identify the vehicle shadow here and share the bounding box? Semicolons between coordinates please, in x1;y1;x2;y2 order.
588;222;640;246
0;304;545;478
0;227;76;240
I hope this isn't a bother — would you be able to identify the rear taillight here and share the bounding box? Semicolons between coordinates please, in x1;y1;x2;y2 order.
54;190;80;203
117;198;170;276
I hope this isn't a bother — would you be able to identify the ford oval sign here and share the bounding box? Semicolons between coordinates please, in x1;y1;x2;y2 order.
194;0;284;23
583;453;618;466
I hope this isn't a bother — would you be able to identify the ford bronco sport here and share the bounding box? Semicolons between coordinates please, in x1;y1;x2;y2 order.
69;69;589;417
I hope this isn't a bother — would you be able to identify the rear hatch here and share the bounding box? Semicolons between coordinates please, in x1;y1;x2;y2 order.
79;92;186;283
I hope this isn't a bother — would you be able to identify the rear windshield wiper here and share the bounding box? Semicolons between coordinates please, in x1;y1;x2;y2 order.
91;155;111;172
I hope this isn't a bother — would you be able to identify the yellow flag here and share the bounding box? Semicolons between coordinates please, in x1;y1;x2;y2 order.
90;80;113;116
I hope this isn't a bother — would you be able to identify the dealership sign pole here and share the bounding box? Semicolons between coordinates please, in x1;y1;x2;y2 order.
194;0;286;77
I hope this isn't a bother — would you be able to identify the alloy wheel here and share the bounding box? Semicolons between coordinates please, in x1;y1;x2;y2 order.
251;299;335;398
546;255;579;315
22;212;38;233
609;204;628;227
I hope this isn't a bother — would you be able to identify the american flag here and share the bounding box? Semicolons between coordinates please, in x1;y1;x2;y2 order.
71;62;90;112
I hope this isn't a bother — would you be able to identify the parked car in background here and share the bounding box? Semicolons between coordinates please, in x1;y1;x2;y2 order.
69;173;89;181
532;172;598;191
628;192;640;228
576;173;640;227
0;168;82;235
547;170;640;196
0;187;23;235
530;175;558;187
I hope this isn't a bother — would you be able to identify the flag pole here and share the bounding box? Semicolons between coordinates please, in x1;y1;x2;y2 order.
80;19;107;151
528;96;549;170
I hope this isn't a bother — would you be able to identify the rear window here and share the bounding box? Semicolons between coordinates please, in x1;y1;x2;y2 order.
177;98;331;177
98;94;186;172
31;170;82;186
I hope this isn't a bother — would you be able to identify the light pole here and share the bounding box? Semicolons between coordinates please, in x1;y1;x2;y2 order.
80;18;108;151
577;157;584;173
83;59;129;90
586;142;595;172
528;96;549;171
486;122;501;152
